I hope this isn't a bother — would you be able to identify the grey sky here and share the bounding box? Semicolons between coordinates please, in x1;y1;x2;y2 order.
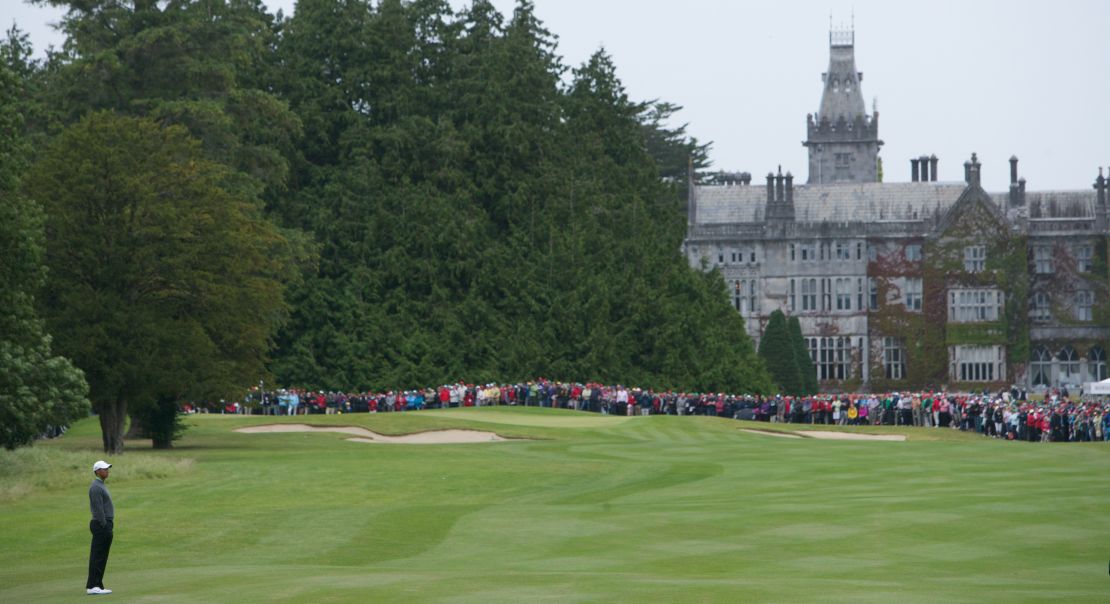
9;0;1109;192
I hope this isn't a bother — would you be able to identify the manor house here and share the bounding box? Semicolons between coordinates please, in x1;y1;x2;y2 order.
684;29;1109;392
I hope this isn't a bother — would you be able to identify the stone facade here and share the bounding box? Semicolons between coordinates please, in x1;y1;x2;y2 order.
685;30;1109;392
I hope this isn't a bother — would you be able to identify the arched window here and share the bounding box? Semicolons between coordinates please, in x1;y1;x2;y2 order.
1030;346;1051;387
1058;346;1079;379
1089;346;1107;382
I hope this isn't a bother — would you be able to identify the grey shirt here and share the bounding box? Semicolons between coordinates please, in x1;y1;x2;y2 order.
89;478;114;526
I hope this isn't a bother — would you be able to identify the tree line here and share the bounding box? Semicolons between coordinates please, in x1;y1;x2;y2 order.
1;0;774;453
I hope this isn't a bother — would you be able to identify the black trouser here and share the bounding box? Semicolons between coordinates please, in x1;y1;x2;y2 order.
87;519;113;589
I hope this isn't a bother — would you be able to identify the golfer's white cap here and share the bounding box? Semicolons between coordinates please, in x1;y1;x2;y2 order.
92;460;112;472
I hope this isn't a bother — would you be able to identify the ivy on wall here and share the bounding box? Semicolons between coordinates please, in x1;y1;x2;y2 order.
868;190;1030;390
1094;235;1110;329
868;238;935;391
1027;235;1109;364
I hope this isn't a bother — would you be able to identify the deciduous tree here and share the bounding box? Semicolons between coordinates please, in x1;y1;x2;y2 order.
0;63;89;450
27;112;300;452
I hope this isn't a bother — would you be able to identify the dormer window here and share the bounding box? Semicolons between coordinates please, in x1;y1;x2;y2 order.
963;245;986;273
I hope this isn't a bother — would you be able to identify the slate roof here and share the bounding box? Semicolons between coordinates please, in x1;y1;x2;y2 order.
694;182;1102;226
693;181;969;225
1015;191;1098;219
818;43;867;124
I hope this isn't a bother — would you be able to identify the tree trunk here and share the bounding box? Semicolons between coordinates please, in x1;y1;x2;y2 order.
98;399;127;454
151;434;173;449
125;413;145;439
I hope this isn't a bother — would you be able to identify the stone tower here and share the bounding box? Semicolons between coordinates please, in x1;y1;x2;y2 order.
803;29;882;184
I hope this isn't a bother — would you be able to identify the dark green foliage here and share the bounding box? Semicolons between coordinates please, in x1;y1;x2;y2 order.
41;0;302;198
640;100;712;206
268;1;770;393
27;1;310;450
0;63;89;450
128;395;186;450
21;0;771;414
26;113;300;453
787;316;817;394
758;310;801;395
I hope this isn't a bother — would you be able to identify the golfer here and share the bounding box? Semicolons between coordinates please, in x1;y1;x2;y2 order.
87;460;114;595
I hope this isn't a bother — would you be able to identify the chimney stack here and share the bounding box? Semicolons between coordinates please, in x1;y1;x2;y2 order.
766;172;775;203
1095;167;1107;207
775;168;785;202
919;155;930;182
967;153;981;187
785;172;794;203
911;158;920;182
929;155;938;182
1008;157;1024;207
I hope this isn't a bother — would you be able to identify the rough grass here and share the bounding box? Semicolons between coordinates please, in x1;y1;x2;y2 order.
0;444;194;502
1;409;1106;603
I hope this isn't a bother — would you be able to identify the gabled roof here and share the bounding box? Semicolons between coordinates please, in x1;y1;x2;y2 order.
932;182;1007;237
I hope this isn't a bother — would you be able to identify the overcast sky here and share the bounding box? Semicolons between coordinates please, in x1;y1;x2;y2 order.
10;0;1110;192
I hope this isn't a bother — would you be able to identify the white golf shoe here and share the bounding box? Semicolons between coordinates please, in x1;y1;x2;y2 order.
86;587;112;594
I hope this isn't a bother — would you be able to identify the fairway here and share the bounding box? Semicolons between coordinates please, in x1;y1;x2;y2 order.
2;409;1107;603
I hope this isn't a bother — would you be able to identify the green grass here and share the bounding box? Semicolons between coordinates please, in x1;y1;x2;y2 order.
2;408;1107;603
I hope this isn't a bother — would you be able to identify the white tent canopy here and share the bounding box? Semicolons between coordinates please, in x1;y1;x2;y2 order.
1085;378;1110;395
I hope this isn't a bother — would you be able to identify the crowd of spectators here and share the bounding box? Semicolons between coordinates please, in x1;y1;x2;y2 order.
190;381;1110;443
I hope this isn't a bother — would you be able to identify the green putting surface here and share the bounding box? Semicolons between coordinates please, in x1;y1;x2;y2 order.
2;410;1107;603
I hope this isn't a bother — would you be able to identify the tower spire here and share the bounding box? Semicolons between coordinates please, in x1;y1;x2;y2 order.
804;23;883;184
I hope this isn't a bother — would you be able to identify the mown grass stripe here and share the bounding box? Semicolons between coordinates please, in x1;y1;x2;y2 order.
1;410;1106;603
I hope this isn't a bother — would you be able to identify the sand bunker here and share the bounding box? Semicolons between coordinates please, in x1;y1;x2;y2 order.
741;428;905;441
802;431;905;441
739;428;803;439
234;424;508;444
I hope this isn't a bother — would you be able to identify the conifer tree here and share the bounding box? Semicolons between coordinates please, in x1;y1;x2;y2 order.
758;310;801;395
23;1;774;396
787;315;818;394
